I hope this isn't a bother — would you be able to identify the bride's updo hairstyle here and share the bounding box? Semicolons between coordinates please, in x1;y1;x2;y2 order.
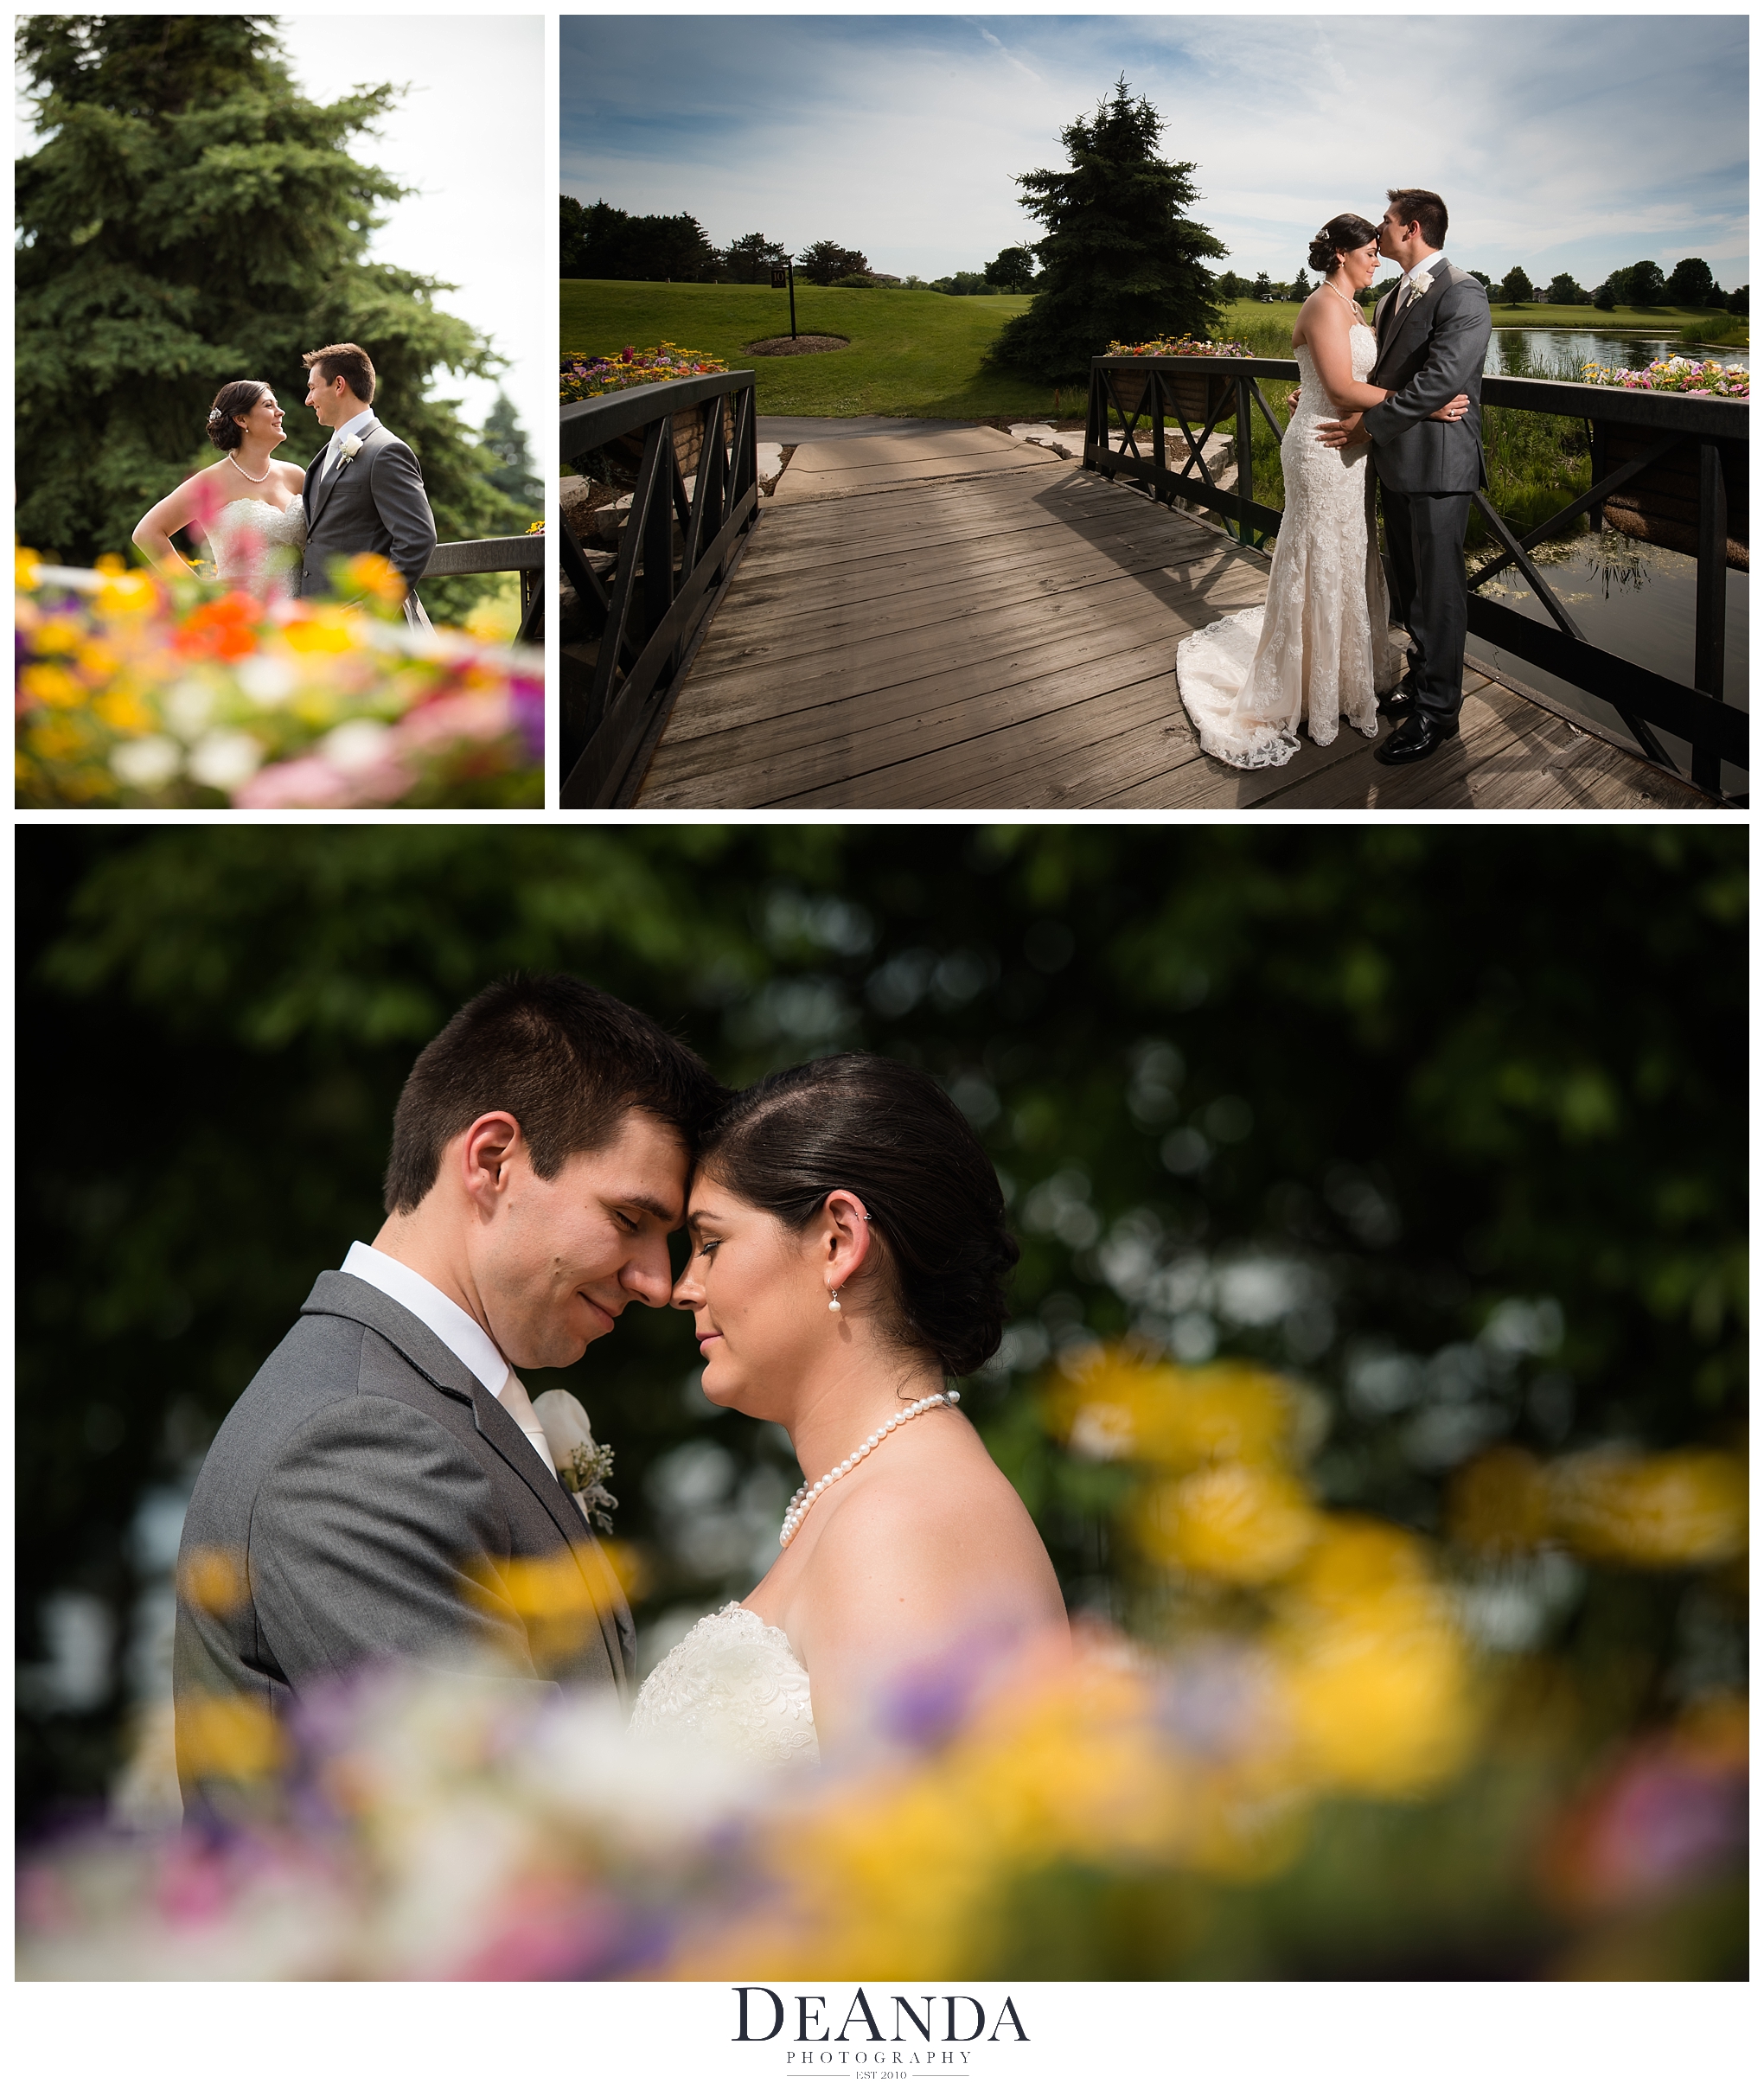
698;1053;1019;1380
1308;214;1379;278
207;380;273;451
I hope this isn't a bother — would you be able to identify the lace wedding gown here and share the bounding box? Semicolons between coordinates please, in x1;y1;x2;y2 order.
1177;329;1403;768
630;1602;818;1767
206;497;306;597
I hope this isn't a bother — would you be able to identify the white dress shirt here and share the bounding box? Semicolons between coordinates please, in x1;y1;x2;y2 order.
342;1241;557;1477
1396;251;1445;313
321;408;378;476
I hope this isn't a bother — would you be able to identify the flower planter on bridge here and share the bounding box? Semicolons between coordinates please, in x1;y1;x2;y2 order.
1599;429;1748;571
1107;367;1238;429
604;402;737;488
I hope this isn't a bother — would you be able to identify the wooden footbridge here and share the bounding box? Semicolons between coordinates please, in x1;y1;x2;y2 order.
559;372;1739;810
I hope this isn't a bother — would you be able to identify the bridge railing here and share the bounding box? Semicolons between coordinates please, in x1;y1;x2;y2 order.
559;369;760;808
1086;355;1748;794
421;534;543;645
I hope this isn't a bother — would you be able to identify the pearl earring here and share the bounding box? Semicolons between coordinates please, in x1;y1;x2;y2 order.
828;1286;842;1313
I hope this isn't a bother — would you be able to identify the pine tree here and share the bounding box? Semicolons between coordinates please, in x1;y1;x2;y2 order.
15;12;532;610
988;78;1226;380
480;391;540;506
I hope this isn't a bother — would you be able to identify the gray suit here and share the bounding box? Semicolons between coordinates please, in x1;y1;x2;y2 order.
1362;259;1493;717
173;1270;632;1809
299;418;438;602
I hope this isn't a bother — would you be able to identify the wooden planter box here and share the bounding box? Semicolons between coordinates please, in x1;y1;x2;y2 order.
1601;426;1748;571
601;399;736;487
1107;365;1239;427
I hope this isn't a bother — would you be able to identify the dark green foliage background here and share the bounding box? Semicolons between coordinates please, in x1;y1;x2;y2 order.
14;16;535;620
16;827;1746;1831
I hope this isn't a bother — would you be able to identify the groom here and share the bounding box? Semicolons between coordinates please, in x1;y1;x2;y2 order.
1318;189;1492;764
172;974;724;1811
299;341;439;611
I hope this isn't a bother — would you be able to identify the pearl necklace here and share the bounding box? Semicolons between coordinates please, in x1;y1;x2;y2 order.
227;452;273;482
778;1390;959;1548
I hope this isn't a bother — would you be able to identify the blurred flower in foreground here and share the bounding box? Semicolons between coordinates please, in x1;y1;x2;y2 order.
1448;1442;1748;1568
16;551;541;808
15;1350;1747;1982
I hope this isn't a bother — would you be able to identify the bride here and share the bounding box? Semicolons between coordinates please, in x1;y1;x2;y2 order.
1176;214;1471;769
131;380;307;597
632;1054;1068;1764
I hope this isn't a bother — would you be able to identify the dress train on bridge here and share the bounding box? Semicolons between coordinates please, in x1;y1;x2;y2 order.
1177;335;1405;770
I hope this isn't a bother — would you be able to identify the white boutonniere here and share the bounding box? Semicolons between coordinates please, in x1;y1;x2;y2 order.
337;433;364;464
1409;272;1435;302
533;1389;618;1533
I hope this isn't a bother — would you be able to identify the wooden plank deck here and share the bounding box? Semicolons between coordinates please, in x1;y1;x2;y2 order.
635;433;1713;810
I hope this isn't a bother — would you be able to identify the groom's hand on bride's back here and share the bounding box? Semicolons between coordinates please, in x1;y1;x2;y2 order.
1314;412;1364;448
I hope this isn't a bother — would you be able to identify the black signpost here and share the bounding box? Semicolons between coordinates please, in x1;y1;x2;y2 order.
770;259;798;340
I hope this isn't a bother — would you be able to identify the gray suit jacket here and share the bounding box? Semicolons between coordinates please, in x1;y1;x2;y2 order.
1362;259;1492;495
173;1271;633;1805
299;419;438;597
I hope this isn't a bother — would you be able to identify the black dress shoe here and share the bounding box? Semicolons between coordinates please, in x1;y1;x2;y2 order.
1377;685;1418;719
1373;710;1460;765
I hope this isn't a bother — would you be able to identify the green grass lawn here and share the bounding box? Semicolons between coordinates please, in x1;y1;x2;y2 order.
561;279;1073;419
559;281;1746;429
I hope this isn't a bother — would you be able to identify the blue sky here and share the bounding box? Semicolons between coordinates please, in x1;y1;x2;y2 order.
562;14;1749;291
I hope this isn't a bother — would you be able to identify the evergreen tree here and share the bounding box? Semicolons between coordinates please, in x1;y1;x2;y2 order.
16;14;531;606
1592;278;1618;311
1289;269;1311;301
480;391;540;507
1252;272;1275;302
987;78;1226;380
560;194;587;275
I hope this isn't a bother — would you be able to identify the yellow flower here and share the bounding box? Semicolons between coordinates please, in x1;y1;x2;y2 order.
16;544;44;588
19;662;86;709
76;637;122;683
1270;1519;1476;1796
1134;1460;1322;1582
179;1545;249;1616
342;553;406;608
1549;1447;1747;1567
96;571;158;617
1447;1445;1553;1556
175;1695;287;1782
283;611;358;655
32;618;80;656
1048;1348;1308;1472
93;688;156;734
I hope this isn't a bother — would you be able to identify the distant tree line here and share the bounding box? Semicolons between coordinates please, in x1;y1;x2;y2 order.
561;199;901;285
1472;258;1745;313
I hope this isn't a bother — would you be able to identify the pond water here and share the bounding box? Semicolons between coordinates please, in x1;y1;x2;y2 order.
1462;528;1748;801
1486;328;1748;378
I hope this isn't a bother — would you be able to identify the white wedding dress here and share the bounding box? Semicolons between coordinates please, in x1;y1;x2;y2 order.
630;1602;818;1767
206;496;306;597
1177;329;1404;768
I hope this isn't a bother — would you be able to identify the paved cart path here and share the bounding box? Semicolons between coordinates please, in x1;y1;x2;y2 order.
634;429;1713;810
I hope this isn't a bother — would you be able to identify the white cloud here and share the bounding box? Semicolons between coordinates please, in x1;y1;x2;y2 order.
561;15;1749;287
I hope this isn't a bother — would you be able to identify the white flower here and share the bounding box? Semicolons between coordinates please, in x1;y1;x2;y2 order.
236;655;295;706
1409;272;1434;299
164;676;216;738
110;736;182;789
338;434;364;462
320;718;393;771
188;730;265;792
